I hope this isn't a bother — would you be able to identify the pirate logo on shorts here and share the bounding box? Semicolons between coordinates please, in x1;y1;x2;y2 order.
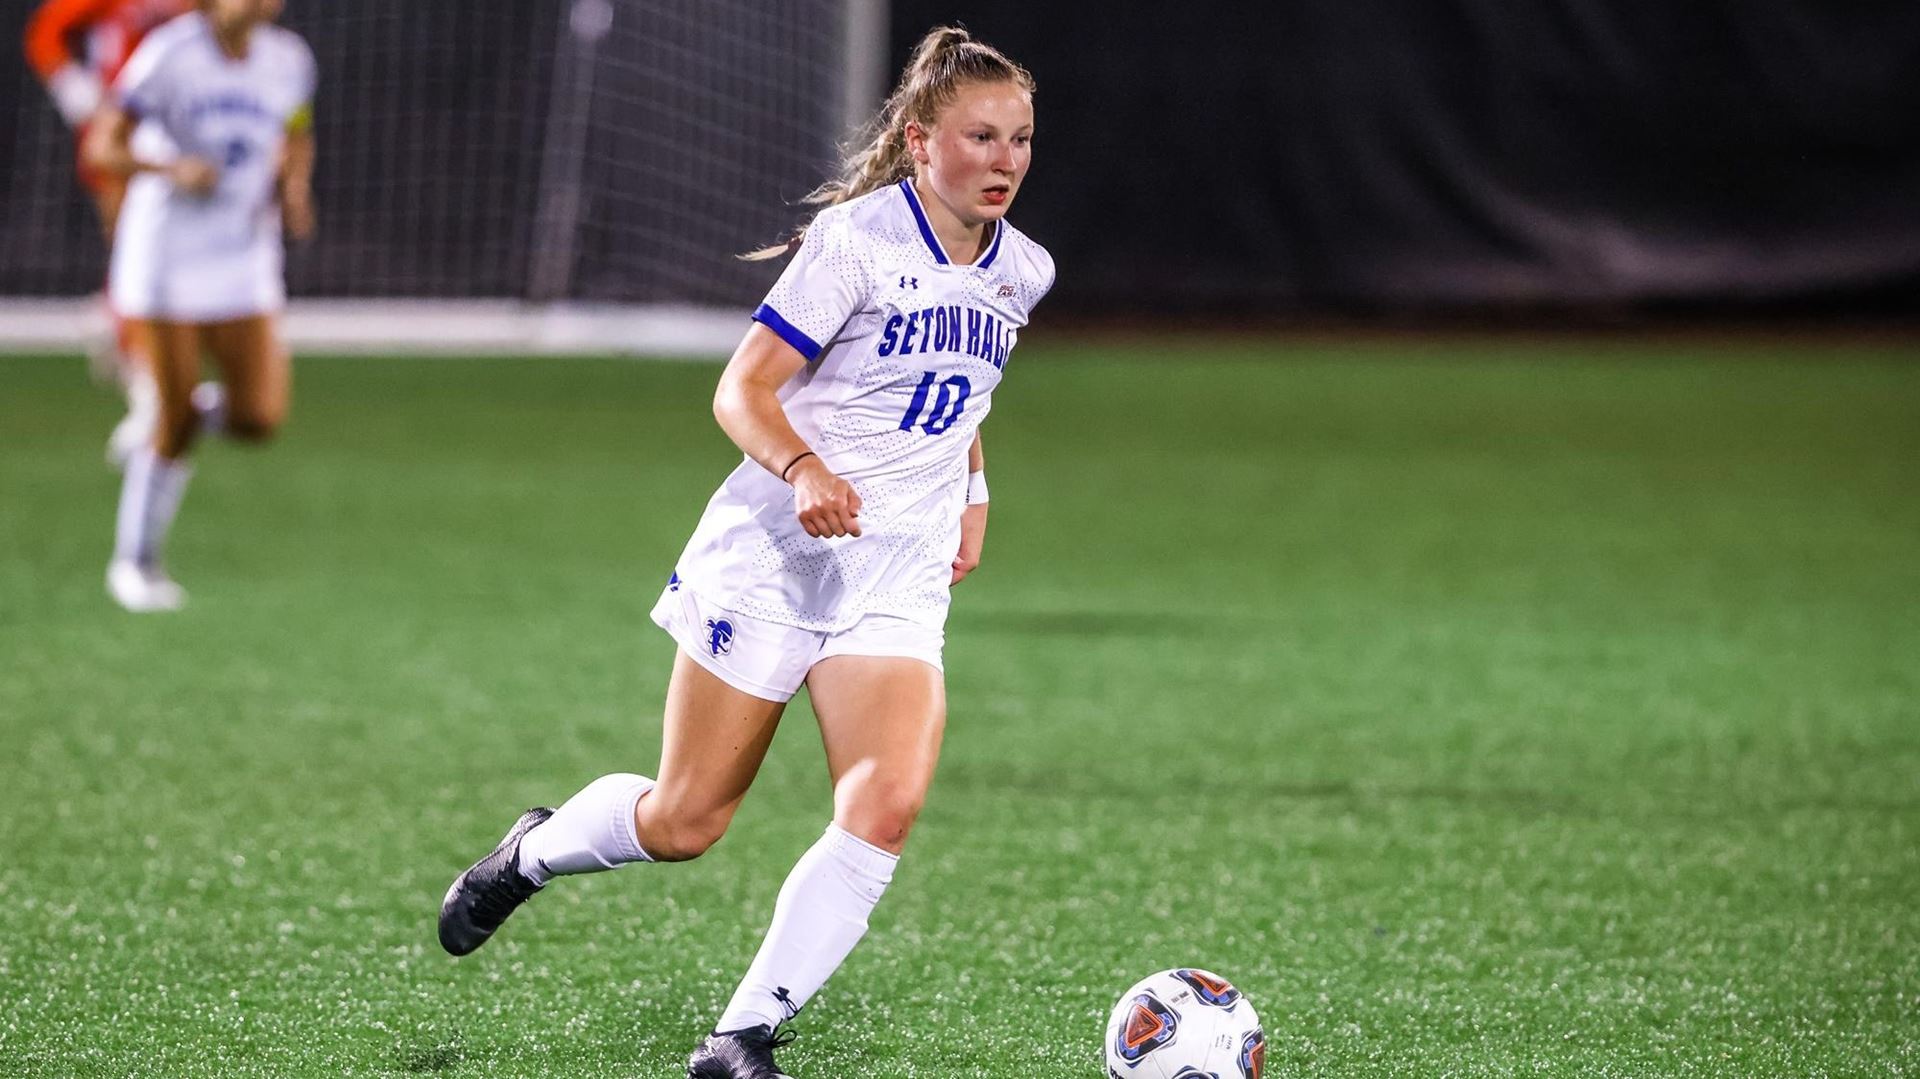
705;618;735;657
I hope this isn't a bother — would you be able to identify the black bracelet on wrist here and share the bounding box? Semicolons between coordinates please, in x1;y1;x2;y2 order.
781;450;817;481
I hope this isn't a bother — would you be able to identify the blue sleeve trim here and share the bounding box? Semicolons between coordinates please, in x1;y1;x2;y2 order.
752;303;823;361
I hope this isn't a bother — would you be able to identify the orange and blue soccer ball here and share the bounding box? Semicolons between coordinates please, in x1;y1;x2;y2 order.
1104;968;1265;1079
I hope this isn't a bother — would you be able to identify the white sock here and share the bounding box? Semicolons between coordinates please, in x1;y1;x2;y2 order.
192;382;227;435
516;772;656;885
113;448;192;567
714;823;899;1033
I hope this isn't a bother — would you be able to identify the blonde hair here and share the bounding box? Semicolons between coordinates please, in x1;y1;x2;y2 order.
744;25;1034;260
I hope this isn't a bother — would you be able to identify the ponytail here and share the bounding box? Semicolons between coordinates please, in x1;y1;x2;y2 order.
743;26;1034;260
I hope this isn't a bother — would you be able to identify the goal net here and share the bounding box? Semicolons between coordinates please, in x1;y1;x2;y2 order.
0;0;886;355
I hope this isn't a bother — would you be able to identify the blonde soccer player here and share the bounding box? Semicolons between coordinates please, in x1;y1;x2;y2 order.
84;0;314;612
438;26;1054;1079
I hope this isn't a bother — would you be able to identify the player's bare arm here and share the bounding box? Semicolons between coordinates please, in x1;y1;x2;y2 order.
278;111;316;241
84;104;216;193
712;323;863;539
952;430;987;585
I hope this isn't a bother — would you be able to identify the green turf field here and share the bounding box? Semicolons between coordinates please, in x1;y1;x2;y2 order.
2;340;1916;1077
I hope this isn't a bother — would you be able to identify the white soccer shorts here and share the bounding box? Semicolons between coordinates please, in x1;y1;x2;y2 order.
650;578;944;703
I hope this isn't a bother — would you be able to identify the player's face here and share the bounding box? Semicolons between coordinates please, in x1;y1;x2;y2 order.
917;80;1034;226
204;0;277;32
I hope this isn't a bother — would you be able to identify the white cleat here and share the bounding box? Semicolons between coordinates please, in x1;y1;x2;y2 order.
106;370;160;470
106;559;187;613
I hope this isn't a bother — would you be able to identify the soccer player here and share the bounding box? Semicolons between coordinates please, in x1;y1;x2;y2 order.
85;0;315;612
438;26;1053;1079
24;0;191;387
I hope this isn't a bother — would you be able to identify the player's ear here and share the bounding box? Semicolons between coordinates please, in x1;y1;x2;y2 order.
904;119;931;167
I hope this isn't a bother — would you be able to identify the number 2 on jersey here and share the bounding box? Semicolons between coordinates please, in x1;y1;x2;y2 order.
898;372;971;435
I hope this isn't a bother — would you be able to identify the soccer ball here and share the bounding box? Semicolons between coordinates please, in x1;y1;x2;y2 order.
1103;968;1265;1079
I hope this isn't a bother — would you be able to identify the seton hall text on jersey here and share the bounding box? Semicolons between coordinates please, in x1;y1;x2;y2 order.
876;304;1015;369
184;91;273;124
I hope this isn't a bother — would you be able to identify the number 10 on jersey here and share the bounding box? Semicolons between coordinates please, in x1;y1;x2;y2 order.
898;372;971;435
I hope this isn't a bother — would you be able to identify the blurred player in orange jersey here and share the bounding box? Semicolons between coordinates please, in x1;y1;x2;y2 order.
25;0;191;395
26;0;191;236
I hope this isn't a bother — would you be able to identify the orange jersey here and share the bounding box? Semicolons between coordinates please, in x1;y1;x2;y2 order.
24;0;189;86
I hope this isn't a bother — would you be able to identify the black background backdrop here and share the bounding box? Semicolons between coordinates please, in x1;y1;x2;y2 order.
2;1;1915;318
890;1;1920;317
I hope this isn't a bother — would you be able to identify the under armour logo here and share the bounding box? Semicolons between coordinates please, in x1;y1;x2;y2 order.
773;986;800;1020
899;275;919;289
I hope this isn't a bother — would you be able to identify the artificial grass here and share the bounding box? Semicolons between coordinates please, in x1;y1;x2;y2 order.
1;340;1915;1076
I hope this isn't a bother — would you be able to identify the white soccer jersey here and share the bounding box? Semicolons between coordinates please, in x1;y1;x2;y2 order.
671;180;1056;632
107;12;314;320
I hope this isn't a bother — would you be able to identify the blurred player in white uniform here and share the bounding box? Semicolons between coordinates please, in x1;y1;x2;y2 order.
83;0;315;612
439;26;1054;1078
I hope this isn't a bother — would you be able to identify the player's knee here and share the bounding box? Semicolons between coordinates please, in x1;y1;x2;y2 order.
642;804;733;862
840;783;925;853
226;410;281;444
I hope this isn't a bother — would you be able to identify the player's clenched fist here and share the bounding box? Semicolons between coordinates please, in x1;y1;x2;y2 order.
167;155;219;196
788;455;862;538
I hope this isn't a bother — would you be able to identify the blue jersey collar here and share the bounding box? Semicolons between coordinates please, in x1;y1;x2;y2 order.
897;180;1003;269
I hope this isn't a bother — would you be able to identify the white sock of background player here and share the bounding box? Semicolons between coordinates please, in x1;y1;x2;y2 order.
113;448;192;570
110;381;225;469
191;382;227;436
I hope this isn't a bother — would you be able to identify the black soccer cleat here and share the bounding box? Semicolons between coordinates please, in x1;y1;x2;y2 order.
437;806;554;956
687;1025;798;1079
